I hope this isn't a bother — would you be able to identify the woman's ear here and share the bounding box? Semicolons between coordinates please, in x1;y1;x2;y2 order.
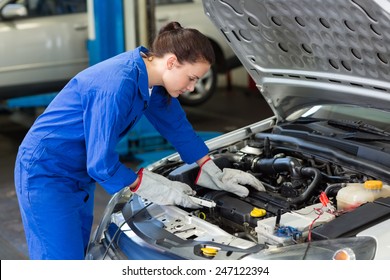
166;55;178;70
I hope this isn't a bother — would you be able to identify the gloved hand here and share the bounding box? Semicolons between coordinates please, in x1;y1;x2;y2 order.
131;168;200;208
195;159;265;197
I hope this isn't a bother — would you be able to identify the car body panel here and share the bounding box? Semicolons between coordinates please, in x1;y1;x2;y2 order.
0;14;88;84
0;0;88;98
357;219;390;260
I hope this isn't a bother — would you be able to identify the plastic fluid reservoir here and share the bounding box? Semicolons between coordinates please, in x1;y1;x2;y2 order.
336;180;390;211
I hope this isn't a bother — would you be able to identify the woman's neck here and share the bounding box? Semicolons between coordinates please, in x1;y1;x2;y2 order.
143;56;163;88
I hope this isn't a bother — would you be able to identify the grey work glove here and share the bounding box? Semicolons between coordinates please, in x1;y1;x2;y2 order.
195;159;265;197
131;169;200;208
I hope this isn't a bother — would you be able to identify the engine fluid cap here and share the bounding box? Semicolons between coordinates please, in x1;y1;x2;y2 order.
250;207;266;217
201;247;218;257
364;180;383;190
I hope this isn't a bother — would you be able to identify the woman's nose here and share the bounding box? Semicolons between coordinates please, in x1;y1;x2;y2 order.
186;81;196;92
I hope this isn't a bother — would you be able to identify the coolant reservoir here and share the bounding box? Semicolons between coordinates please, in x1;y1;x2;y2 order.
336;180;390;211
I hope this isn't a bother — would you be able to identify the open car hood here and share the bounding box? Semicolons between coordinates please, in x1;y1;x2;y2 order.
203;0;390;120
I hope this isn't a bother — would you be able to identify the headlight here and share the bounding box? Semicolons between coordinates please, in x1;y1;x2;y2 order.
242;236;376;260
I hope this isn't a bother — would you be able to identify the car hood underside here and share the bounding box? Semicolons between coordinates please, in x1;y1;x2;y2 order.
202;0;390;120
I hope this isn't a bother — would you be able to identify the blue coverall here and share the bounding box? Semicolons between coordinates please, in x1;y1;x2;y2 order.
14;46;209;259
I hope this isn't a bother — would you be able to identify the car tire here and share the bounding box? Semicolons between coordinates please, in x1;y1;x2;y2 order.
178;64;217;106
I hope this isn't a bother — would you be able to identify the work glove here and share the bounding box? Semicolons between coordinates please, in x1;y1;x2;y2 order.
195;159;265;197
131;168;200;208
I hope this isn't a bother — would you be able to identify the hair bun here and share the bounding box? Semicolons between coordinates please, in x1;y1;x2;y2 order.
151;21;215;66
158;21;183;35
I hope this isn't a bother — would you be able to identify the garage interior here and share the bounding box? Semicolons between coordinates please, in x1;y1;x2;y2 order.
0;0;273;259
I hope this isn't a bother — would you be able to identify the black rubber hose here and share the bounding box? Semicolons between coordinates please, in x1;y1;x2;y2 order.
253;157;302;181
286;167;322;205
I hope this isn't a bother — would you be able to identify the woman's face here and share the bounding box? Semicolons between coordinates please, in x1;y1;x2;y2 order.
162;56;210;98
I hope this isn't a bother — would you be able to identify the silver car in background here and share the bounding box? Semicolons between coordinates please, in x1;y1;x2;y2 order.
0;0;88;100
0;0;237;105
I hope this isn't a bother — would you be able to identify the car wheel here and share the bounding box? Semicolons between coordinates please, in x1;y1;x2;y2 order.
178;65;217;106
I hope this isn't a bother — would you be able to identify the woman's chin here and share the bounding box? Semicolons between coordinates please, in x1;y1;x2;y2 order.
169;91;181;98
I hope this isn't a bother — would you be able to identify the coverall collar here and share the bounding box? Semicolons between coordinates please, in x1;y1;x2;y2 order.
135;46;151;103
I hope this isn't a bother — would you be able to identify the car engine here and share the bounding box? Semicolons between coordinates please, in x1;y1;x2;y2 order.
150;126;390;248
88;122;389;260
85;120;390;255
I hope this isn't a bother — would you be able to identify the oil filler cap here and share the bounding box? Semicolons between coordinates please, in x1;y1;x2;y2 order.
200;247;218;257
250;207;266;218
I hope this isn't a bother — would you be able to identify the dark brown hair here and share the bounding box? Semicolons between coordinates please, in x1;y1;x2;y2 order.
150;21;215;65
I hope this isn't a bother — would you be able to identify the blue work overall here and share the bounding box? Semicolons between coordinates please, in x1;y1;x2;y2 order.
14;46;208;259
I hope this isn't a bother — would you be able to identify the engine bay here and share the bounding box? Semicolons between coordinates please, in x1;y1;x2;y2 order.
112;123;390;260
144;125;390;249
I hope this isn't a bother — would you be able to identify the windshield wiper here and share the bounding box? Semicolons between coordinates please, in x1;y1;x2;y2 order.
328;119;390;137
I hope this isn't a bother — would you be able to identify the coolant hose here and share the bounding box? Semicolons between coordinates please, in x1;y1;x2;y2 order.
286;167;322;204
253;157;302;181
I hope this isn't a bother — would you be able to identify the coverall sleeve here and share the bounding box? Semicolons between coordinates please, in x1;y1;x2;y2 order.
144;89;209;163
81;86;138;195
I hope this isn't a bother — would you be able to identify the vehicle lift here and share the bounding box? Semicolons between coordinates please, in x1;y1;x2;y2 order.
5;0;221;168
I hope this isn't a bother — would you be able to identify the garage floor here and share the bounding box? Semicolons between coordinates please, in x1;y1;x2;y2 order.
0;86;272;260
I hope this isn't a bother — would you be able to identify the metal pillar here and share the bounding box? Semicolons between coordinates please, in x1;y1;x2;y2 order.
87;0;125;65
87;0;155;64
